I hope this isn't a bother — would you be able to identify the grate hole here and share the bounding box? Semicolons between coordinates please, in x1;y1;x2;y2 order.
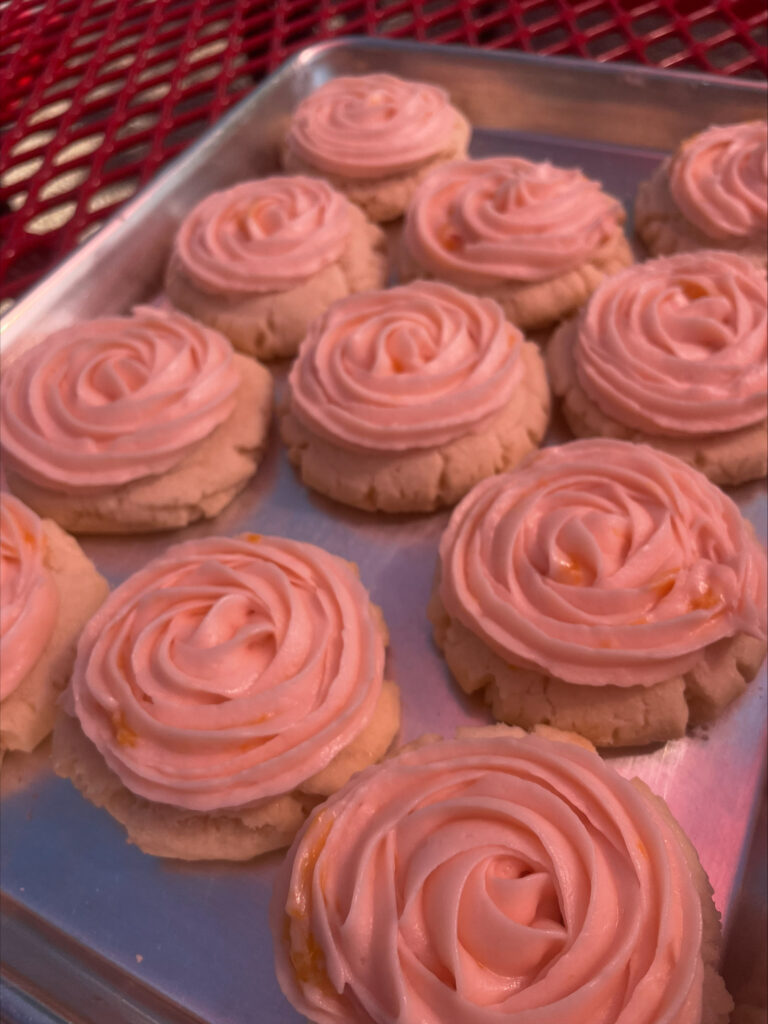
632;12;668;36
28;98;71;126
99;53;136;76
103;141;153;174
376;10;415;34
477;20;514;45
130;82;172;106
65;51;92;70
84;79;124;105
688;15;733;41
644;36;689;63
77;221;104;245
532;24;571;49
26;201;78;234
472;0;509;19
706;38;751;68
11;130;56;157
108;32;143;56
53;133;105;166
1;157;44;189
576;6;615;33
188;37;228;62
588;30;630;58
38;167;90;201
43;75;81;99
86;178;140;214
136;60;176;85
179;62;222;90
422;0;459;14
115;114;159;140
522;2;561;28
199;18;230;39
751;22;767;46
162;117;209;152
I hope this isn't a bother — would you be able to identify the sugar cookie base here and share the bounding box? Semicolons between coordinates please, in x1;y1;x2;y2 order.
280;340;550;514
6;354;273;535
165;206;387;360
282;115;471;223
635;171;768;269
400;231;634;331
429;587;766;748
547;320;768;486
51;679;401;861
0;520;108;762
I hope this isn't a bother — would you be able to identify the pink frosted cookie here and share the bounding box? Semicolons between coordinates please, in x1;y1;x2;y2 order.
0;306;272;534
547;251;768;485
272;727;733;1024
1;494;108;762
165;176;387;359
429;439;767;747
636;121;767;267
52;534;400;860
282;73;471;222
400;156;633;330
280;281;549;513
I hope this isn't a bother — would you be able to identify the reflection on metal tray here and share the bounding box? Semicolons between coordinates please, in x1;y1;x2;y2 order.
1;37;766;1024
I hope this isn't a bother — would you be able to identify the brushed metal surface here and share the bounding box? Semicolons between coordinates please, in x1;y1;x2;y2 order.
1;37;766;1024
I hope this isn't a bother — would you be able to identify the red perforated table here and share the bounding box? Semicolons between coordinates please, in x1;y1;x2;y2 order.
1;1;767;306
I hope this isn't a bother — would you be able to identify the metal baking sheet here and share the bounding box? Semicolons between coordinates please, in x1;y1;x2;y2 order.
1;38;766;1024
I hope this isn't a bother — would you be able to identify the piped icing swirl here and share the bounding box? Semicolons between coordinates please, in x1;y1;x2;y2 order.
67;535;385;812
668;121;767;244
285;74;461;179
273;730;705;1024
0;307;239;492
288;282;525;451
0;494;59;701
439;439;767;688
570;251;768;436
403;157;625;285
173;177;351;294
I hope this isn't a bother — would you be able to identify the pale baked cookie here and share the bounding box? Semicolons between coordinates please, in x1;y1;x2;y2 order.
52;534;401;860
430;439;767;748
547;251;768;486
272;726;733;1024
280;281;550;513
636;121;767;267
400;156;633;331
282;73;471;223
165;176;387;359
0;494;108;762
0;306;272;534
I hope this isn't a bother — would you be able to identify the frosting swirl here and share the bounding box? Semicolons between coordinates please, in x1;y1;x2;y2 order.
173;177;351;294
0;306;239;492
273;731;705;1024
0;494;59;701
68;535;385;811
439;439;767;688
668;121;767;243
288;282;525;451
403;157;625;285
571;251;768;436
286;74;461;179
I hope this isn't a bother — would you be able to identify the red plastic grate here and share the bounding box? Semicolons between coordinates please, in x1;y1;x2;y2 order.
1;0;766;306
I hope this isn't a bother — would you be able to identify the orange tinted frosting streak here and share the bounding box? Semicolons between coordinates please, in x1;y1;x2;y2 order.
572;251;768;436
288;281;524;451
273;733;705;1023
0;494;59;700
173;177;351;294
0;307;239;492
439;439;767;687
403;157;625;285
286;74;461;179
67;535;385;812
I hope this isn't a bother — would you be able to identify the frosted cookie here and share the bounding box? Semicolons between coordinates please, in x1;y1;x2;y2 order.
1;494;108;762
547;251;768;486
400;156;633;330
429;439;767;747
0;306;272;534
282;73;471;223
165;177;387;359
272;727;733;1024
636;121;767;267
52;535;400;860
281;281;550;513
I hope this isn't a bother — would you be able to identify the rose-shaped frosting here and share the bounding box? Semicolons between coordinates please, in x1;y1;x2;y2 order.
0;494;59;701
439;439;767;688
67;535;385;811
570;251;768;436
173;177;351;294
286;74;460;179
668;121;767;243
0;306;239;492
273;731;705;1024
403;157;625;285
288;281;525;451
